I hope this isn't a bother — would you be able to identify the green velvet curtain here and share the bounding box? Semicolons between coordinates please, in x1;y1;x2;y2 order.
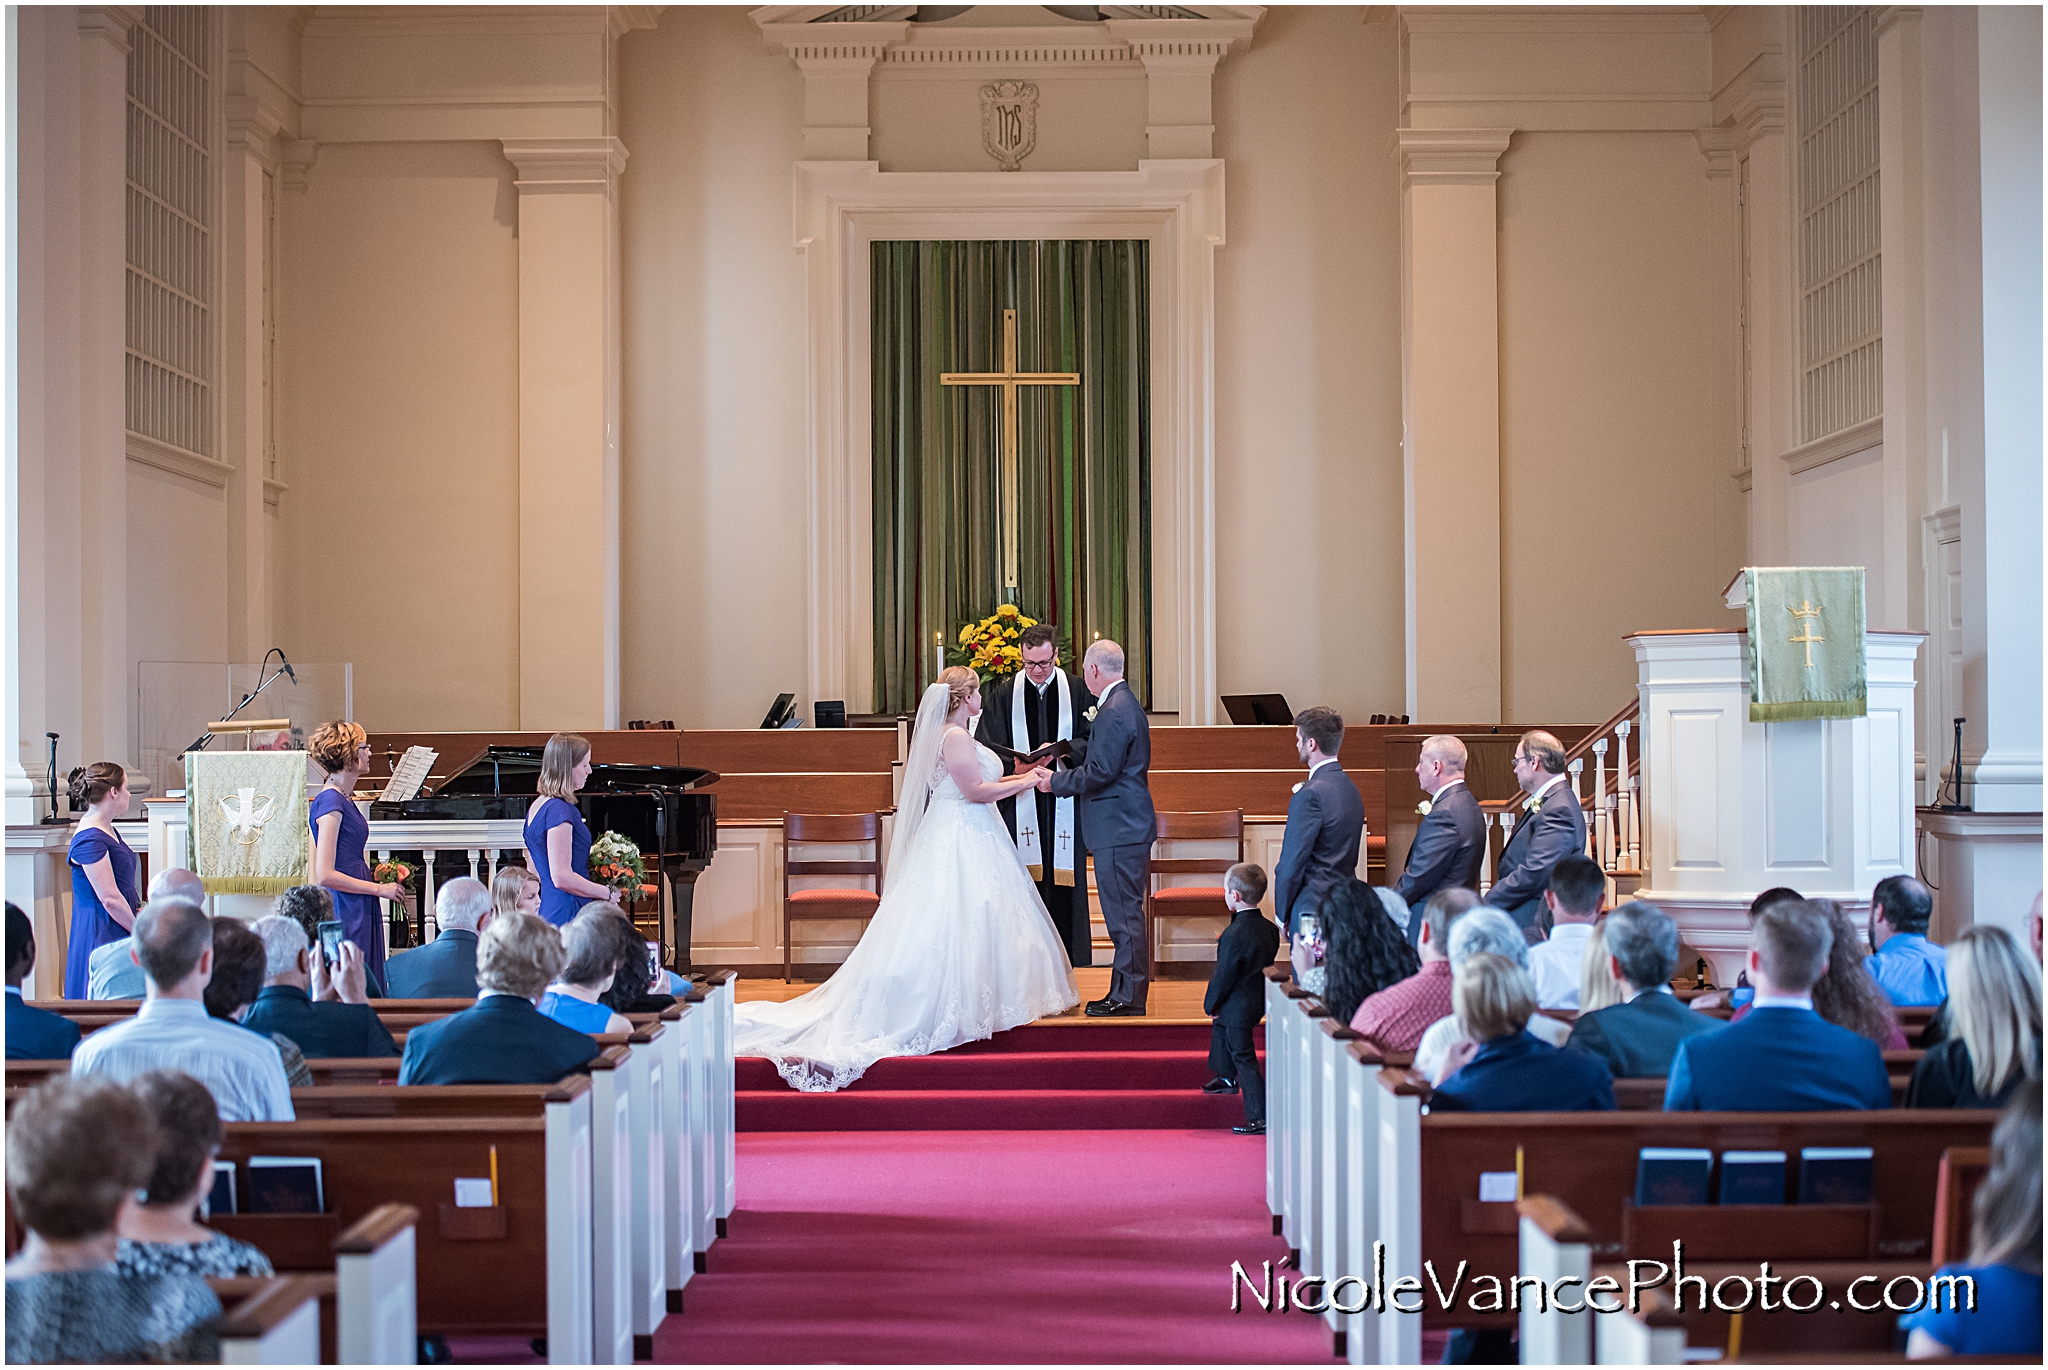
871;240;1151;715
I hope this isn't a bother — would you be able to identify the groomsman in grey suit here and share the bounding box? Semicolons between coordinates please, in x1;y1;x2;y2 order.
1042;640;1156;1016
1394;735;1487;946
1271;708;1366;937
1484;730;1588;933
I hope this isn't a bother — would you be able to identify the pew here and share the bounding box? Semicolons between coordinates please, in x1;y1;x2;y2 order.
212;1274;331;1364
333;1203;420;1365
1610;1055;1921;1111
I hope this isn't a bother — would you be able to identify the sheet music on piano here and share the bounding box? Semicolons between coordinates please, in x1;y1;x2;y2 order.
377;746;439;802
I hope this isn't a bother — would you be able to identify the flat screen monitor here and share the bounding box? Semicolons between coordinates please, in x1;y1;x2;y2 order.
759;693;796;730
813;700;847;729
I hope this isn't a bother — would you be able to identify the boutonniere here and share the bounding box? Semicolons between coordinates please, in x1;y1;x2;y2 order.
1415;800;1433;817
1522;794;1542;815
1291;782;1304;794
1083;705;1098;722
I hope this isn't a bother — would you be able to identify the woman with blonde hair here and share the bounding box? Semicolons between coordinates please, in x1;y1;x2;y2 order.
492;864;541;920
308;722;405;991
63;762;140;997
1430;953;1615;1112
1907;924;2041;1110
522;733;617;928
1579;917;1627;1014
733;666;1079;1090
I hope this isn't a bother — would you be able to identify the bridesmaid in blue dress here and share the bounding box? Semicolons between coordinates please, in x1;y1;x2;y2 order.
64;762;141;997
522;733;620;928
307;722;405;992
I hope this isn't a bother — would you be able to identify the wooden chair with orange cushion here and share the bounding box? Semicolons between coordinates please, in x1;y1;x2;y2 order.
1146;809;1245;982
782;812;884;982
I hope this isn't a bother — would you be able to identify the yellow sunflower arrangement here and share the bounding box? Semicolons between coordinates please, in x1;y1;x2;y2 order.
946;604;1058;681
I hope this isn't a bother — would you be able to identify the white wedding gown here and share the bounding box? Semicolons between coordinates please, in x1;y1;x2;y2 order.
732;727;1081;1091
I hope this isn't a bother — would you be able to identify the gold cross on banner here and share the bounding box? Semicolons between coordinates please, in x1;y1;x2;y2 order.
940;308;1081;595
1788;599;1826;669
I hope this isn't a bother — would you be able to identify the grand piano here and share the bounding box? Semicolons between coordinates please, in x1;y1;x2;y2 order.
370;745;719;970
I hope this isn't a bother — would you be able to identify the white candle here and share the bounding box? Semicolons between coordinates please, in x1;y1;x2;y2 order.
934;632;944;681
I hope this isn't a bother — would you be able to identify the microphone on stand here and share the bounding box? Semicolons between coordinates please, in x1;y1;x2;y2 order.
276;650;297;685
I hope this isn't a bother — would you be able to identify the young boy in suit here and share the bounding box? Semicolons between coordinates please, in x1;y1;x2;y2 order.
1203;863;1281;1135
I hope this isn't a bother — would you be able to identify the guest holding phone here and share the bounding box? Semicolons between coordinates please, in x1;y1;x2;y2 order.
64;764;141;998
523;734;619;927
306;724;404;993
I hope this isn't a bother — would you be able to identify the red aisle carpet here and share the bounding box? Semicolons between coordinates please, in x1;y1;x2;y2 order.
651;1129;1335;1364
737;1022;1264;1131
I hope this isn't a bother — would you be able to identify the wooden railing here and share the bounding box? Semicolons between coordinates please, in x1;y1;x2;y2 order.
1475;699;1643;901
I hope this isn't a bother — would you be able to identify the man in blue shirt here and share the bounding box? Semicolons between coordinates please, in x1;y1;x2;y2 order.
1866;874;1947;1007
5;904;81;1060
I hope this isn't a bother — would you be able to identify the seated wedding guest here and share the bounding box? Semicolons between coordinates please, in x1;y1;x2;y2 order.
1689;885;1804;1014
202;919;313;1088
492;864;542;920
272;883;386;1000
1903;1088;2042;1358
242;916;399;1059
72;900;294;1121
5;1076;221;1364
1577;917;1627;1013
1867;874;1948;1007
601;910;677;1016
1665;899;1891;1111
1481;731;1586;934
1201;862;1281;1136
1907;925;2040;1110
1566;901;1724;1078
539;905;635;1035
63;763;141;998
1319;877;1419;1026
6;904;80;1061
1526;856;1606;1009
1430;953;1615;1112
1393;735;1486;942
399;913;601;1085
89;868;205;1001
388;877;494;998
1272;707;1365;936
1415;906;1572;1081
115;1071;272;1278
1350;888;1477;1053
1754;899;1909;1049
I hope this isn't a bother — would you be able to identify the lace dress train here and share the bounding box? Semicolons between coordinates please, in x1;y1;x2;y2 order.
732;732;1080;1091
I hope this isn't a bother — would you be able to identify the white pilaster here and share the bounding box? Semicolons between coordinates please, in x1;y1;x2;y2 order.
502;138;627;731
1103;19;1258;160
1967;6;2043;813
1398;128;1510;723
1876;7;1929;655
754;23;903;161
223;92;287;664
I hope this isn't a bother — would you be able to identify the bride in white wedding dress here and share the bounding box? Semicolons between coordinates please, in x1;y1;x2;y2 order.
732;667;1082;1091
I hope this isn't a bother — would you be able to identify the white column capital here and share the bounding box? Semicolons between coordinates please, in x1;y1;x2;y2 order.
1396;129;1514;186
282;141;319;193
1695;126;1739;178
501;137;630;195
226;95;291;162
76;6;140;52
1873;7;1925;39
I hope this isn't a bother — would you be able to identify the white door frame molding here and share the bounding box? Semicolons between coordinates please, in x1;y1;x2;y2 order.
791;157;1225;722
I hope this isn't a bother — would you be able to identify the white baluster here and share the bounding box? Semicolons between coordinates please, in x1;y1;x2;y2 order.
1567;760;1588;857
1616;720;1639;873
1591;738;1611;871
1478;812;1496;894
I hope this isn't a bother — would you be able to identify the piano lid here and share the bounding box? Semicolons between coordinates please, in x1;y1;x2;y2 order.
427;745;719;796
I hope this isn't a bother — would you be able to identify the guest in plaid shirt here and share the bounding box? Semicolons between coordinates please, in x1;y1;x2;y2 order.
1349;887;1479;1052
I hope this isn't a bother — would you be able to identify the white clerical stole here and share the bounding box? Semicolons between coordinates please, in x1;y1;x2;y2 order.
1010;670;1077;886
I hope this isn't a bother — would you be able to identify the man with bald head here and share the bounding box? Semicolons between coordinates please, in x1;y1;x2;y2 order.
87;866;205;1000
1042;639;1156;1015
1393;734;1487;946
1483;730;1588;935
1865;875;1946;1006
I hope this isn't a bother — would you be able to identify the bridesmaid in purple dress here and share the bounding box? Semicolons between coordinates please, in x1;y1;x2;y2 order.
64;762;140;997
306;722;405;991
522;733;620;928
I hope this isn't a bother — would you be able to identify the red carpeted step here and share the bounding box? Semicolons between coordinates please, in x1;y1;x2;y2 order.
938;1021;1263;1054
736;1086;1255;1131
737;1048;1262;1093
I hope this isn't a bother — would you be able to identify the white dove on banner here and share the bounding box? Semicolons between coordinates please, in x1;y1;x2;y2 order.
220;787;276;846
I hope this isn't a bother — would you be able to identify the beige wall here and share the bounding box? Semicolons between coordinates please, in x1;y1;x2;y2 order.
1497;130;1745;722
1212;8;1406;723
616;10;811;728
278;141;522;730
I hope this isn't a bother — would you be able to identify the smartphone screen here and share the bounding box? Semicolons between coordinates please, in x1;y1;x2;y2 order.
645;941;663;985
317;920;345;967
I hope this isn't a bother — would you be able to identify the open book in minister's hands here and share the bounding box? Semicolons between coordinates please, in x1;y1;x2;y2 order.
987;739;1073;773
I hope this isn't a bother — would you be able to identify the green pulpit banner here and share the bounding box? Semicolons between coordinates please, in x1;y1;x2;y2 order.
1740;566;1867;722
186;750;311;895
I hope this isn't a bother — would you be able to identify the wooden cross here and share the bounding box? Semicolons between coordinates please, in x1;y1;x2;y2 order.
1788;599;1826;669
940;308;1081;595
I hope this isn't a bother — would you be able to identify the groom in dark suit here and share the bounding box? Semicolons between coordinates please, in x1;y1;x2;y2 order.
1484;730;1588;933
976;624;1096;966
1043;639;1155;1015
1271;707;1366;937
1394;735;1486;947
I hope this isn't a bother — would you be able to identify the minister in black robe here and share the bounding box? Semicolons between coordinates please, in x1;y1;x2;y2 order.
975;630;1095;966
